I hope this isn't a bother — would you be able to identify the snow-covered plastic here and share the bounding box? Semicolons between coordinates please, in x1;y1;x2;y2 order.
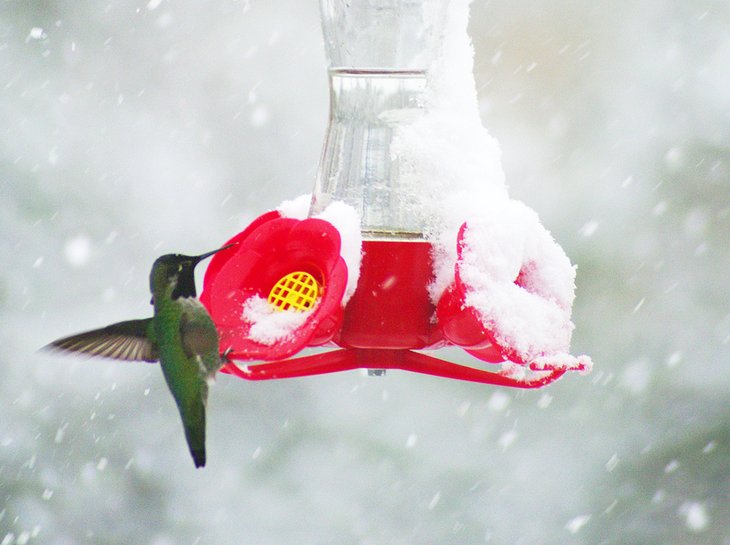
200;0;591;388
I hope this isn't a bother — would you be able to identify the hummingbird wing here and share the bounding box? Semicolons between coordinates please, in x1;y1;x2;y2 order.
46;318;159;362
179;304;222;375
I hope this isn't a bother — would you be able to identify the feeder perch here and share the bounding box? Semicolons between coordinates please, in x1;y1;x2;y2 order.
201;0;592;388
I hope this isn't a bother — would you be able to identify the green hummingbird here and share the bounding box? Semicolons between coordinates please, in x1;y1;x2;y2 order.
46;245;233;468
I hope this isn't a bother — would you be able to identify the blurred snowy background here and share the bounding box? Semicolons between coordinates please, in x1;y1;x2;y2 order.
2;0;729;543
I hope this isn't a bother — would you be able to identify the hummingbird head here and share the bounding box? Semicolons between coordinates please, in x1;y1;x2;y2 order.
150;245;234;302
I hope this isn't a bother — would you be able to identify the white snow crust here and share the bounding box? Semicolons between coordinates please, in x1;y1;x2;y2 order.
314;200;362;303
275;1;588;364
458;203;577;360
277;193;310;219
392;0;508;301
278;195;362;304
239;200;362;346
391;0;586;362
241;295;312;346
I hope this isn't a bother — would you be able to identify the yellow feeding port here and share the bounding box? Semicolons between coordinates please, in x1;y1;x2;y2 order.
268;271;320;312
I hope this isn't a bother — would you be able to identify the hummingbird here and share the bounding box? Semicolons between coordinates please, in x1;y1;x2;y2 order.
45;245;233;468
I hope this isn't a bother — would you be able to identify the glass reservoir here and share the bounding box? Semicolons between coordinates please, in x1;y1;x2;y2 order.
315;69;427;238
311;0;450;351
200;0;589;387
310;0;449;239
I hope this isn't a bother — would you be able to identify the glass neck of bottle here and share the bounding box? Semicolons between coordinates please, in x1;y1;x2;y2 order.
310;0;450;241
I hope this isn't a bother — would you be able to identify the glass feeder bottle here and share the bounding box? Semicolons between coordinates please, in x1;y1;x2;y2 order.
310;0;449;240
311;0;450;352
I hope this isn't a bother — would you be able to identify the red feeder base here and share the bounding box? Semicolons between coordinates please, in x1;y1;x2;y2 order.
213;236;585;388
335;240;442;350
221;348;570;389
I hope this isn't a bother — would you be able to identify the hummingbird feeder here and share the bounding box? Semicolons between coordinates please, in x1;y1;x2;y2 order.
201;0;592;388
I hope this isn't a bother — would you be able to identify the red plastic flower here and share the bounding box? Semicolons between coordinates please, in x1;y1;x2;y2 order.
200;211;348;361
437;219;576;365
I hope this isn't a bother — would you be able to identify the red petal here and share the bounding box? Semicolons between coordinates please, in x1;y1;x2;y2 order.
202;210;281;307
283;218;343;275
202;214;349;360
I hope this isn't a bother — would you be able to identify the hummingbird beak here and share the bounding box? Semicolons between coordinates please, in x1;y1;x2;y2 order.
192;243;236;264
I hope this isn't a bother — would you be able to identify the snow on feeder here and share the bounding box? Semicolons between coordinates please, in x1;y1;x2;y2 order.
202;0;592;388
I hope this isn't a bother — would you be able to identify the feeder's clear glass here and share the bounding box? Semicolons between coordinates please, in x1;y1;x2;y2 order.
310;0;450;239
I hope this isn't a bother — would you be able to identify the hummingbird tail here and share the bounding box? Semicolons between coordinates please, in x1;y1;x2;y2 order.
179;397;208;469
160;341;212;469
184;423;207;468
192;448;206;468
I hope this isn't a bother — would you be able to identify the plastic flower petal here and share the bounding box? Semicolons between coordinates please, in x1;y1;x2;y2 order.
437;200;578;364
200;211;348;361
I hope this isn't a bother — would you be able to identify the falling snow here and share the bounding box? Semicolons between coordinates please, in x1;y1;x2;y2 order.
579;220;599;238
25;27;45;42
63;235;92;268
605;453;620;472
2;0;728;544
564;514;591;534
497;429;518;451
428;491;441;510
487;391;511;412
250;106;270;128
680;502;710;533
